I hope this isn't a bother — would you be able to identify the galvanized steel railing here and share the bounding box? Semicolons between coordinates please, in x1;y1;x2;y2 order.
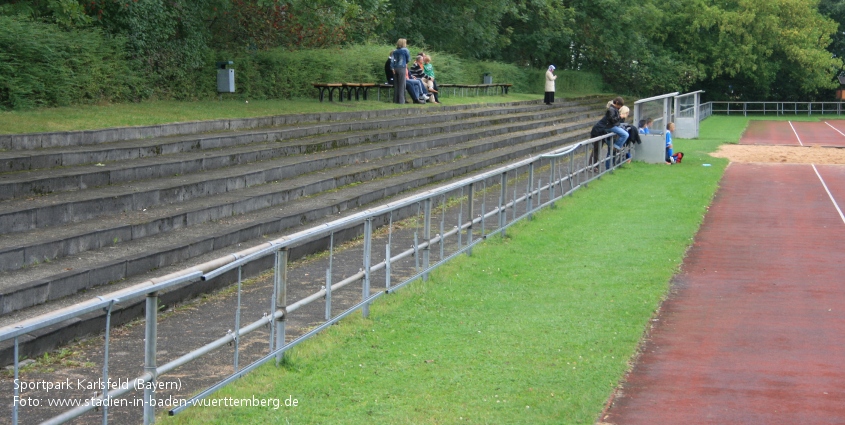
2;132;627;425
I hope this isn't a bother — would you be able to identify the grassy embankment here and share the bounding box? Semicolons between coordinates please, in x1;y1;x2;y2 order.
163;116;747;424
0;94;546;135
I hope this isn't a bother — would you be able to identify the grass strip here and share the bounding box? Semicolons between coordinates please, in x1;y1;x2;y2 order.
163;117;741;424
0;93;612;135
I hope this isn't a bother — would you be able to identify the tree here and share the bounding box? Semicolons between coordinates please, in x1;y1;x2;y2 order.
676;0;841;100
495;0;576;68
818;0;845;75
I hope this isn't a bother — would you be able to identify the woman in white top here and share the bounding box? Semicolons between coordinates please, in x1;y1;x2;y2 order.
544;65;557;105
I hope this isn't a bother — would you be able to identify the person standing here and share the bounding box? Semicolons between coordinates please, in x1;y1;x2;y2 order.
391;39;411;104
665;122;676;163
544;65;557;105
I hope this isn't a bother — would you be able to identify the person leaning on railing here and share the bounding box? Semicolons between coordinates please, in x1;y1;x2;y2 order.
589;97;627;171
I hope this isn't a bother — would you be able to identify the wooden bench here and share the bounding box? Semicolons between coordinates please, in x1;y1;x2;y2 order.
313;83;343;102
313;83;377;102
315;82;512;102
438;83;513;96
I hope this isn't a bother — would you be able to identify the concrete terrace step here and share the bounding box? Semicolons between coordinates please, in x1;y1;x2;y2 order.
0;111;600;276
0;101;584;174
1;101;568;151
0;97;609;364
0;118;603;365
0;105;602;237
0;118;597;317
0;102;597;201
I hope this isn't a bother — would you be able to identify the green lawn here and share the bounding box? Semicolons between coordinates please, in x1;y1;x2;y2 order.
0;93;597;135
164;116;746;424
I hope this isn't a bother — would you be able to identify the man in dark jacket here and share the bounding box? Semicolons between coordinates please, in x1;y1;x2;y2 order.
384;56;394;85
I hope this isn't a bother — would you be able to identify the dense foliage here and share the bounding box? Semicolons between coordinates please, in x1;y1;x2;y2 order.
1;0;843;109
0;15;142;109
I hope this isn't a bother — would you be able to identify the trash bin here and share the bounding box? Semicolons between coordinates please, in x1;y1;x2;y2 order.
483;73;492;85
217;61;235;93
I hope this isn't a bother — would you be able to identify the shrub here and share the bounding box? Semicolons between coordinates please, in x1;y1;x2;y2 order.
0;15;144;110
220;44;605;100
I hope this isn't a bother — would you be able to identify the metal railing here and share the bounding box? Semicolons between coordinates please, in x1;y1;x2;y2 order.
2;132;627;424
699;102;713;121
633;92;679;134
708;101;845;116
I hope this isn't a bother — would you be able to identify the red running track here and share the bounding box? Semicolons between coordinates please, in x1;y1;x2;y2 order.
602;163;845;425
740;120;845;147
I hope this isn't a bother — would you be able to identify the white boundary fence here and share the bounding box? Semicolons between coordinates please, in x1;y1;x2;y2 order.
706;101;845;116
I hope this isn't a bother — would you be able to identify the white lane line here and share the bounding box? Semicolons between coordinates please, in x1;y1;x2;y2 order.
812;164;845;225
788;121;804;146
825;121;845;138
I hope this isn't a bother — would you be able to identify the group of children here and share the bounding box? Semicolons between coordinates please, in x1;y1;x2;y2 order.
594;98;683;166
387;39;439;104
640;118;682;164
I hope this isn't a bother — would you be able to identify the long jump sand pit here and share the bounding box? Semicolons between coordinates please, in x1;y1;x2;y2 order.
712;144;845;164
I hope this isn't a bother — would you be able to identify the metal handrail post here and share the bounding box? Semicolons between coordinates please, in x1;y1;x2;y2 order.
480;182;486;238
423;199;431;280
439;195;446;260
143;292;158;425
362;218;372;317
467;183;474;256
275;249;288;365
499;172;507;236
384;244;391;291
102;301;115;425
528;162;535;219
233;266;242;371
326;233;334;320
13;337;19;425
325;267;332;320
548;157;556;205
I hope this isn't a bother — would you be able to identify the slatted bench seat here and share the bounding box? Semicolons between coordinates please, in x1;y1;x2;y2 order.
313;83;378;102
313;83;344;102
438;83;513;96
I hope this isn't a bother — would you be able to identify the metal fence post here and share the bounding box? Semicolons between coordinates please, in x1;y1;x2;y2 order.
326;233;334;320
467;182;474;256
549;158;556;205
440;195;446;260
13;336;19;425
528;162;535;219
423;199;431;280
480;182;486;238
233;266;242;372
275;248;288;365
143;292;158;425
102;300;115;425
385;244;391;291
362;218;373;317
457;186;464;250
499;172;507;236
